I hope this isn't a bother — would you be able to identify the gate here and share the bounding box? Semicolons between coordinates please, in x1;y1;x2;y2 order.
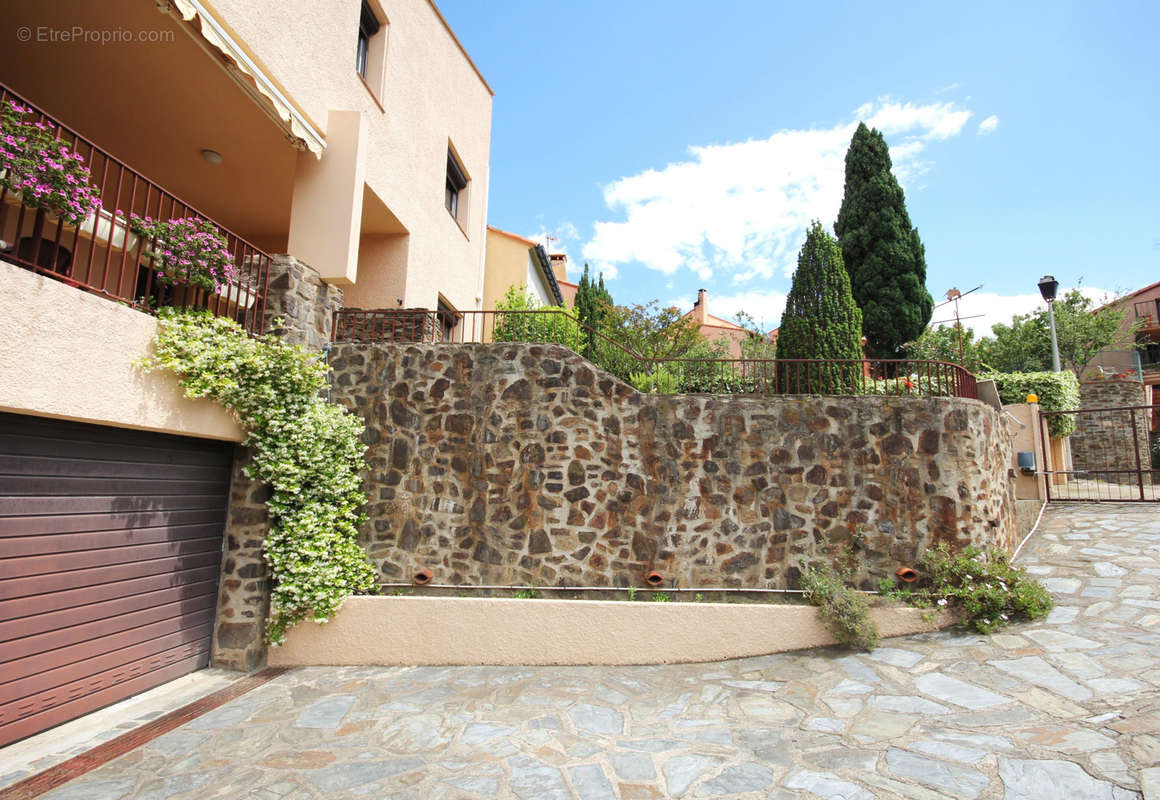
1041;404;1159;501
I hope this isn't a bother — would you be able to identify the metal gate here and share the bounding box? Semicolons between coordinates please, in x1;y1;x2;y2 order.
1041;404;1159;501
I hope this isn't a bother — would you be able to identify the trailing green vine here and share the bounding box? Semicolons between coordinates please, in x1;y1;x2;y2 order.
800;565;879;651
140;309;376;644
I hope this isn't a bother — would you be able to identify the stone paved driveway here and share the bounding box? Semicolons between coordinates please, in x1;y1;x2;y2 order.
37;504;1160;799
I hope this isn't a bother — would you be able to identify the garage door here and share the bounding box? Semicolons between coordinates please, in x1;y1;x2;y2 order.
0;412;233;747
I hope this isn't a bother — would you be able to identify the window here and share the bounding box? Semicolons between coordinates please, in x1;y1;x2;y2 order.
437;297;459;342
445;150;467;221
356;0;381;81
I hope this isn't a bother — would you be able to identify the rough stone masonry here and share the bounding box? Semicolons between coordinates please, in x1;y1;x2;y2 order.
328;342;1016;591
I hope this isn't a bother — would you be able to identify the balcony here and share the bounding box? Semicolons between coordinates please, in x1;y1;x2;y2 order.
0;82;271;334
1134;300;1160;335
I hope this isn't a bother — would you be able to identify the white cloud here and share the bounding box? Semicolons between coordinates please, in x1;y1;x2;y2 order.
977;115;1000;135
931;286;1113;337
582;97;974;285
701;290;788;333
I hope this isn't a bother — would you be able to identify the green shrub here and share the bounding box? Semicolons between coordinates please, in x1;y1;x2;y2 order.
650;592;671;602
140;309;377;645
800;565;879;650
883;544;1052;634
986;370;1080;438
629;365;680;394
514;585;541;599
491;285;585;352
861;374;957;397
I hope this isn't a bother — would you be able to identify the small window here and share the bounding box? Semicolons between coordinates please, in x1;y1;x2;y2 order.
356;0;381;80
437;297;459;342
445;150;467;221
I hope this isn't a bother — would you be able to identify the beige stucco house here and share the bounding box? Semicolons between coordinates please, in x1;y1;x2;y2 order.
0;0;492;747
483;227;565;309
0;0;493;316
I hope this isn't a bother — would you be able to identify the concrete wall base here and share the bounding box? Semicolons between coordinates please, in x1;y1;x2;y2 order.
267;596;953;667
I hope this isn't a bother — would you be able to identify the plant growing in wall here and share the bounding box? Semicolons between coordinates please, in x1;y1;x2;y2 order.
0;100;100;226
800;565;879;651
129;214;237;294
881;545;1052;634
140;309;377;644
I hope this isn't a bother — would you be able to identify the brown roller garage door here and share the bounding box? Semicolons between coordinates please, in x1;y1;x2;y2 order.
0;412;233;747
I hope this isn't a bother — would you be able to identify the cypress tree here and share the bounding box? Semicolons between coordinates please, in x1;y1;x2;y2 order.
834;122;933;357
777;222;863;393
574;263;613;359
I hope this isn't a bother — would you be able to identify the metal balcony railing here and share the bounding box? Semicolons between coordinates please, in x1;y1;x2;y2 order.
332;308;979;399
0;81;270;335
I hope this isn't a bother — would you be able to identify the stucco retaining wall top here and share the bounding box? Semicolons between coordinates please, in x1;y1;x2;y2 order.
330;343;1016;591
268;595;951;667
0;259;243;441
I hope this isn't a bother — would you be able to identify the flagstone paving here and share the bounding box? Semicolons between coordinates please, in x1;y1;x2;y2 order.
28;504;1160;798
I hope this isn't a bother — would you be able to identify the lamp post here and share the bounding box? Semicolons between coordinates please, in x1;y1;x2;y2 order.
1038;275;1061;372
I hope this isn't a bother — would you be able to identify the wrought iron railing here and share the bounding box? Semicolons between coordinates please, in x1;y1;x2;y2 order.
0;82;270;335
332;308;978;399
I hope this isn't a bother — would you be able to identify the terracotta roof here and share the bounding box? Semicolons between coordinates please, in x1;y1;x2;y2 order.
558;279;578;288
703;314;748;331
1094;279;1160;312
486;226;539;247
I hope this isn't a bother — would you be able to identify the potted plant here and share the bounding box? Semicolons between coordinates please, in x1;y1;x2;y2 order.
0;100;100;227
128;214;237;295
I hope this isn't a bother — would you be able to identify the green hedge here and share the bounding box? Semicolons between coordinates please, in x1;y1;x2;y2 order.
986;370;1080;438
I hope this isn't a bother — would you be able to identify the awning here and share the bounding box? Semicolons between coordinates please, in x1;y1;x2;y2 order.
160;0;326;158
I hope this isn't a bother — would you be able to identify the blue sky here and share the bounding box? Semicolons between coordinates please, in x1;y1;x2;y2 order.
441;0;1159;334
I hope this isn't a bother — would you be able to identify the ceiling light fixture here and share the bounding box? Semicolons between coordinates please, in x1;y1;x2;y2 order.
200;148;223;165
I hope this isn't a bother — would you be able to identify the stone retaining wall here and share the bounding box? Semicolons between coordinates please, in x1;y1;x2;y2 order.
212;256;340;670
1073;380;1149;485
329;343;1016;591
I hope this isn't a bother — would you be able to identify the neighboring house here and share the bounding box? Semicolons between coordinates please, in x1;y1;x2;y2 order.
1089;280;1160;429
0;0;491;747
551;253;579;306
683;289;759;357
482;227;565;309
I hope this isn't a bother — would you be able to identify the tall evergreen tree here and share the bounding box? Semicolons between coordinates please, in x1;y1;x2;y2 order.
574;263;613;359
834;122;933;357
777;222;863;393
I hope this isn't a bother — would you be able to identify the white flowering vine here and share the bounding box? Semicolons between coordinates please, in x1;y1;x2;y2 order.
140;309;377;644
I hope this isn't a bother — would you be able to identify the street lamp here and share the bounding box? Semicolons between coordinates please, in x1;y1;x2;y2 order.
1038;275;1061;372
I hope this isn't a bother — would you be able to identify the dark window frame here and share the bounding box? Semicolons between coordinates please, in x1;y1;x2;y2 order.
356;0;381;79
445;151;467;220
437;297;459;342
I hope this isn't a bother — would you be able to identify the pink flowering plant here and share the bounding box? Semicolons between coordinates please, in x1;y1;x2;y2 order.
0;100;100;226
129;214;237;293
